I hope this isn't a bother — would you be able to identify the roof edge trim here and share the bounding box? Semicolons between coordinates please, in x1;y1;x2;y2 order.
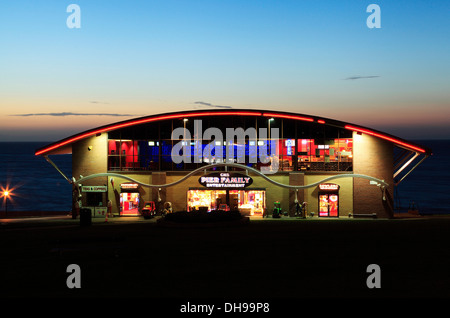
34;109;431;156
344;125;427;154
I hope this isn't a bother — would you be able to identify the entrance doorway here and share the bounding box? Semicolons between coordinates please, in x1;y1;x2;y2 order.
120;192;140;216
187;189;266;216
319;193;339;217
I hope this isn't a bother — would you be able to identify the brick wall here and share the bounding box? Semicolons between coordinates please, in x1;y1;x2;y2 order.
353;132;394;218
72;134;108;208
72;133;107;182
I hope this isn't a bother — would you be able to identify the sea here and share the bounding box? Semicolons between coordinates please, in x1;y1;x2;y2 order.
0;140;449;215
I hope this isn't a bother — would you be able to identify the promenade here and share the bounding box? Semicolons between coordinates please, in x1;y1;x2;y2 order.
1;214;450;300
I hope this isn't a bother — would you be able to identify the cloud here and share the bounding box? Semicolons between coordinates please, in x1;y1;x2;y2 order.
10;112;136;117
194;101;232;109
90;101;109;104
344;75;380;80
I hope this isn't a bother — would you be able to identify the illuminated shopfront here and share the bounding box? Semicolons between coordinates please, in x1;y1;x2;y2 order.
318;183;339;217
188;171;265;216
120;183;140;216
187;189;265;216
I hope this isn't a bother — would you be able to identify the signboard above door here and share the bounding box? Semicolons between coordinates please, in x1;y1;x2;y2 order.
199;172;253;189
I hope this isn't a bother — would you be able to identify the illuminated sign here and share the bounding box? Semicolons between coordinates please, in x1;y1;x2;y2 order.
319;183;340;191
120;183;139;189
285;139;295;155
82;186;107;192
199;172;253;188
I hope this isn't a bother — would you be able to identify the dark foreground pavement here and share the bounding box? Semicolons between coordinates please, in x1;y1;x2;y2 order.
1;215;449;312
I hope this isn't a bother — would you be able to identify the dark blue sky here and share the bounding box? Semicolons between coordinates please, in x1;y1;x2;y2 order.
1;0;449;141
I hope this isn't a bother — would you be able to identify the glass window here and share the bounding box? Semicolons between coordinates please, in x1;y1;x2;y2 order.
138;140;159;170
108;140;121;170
297;139;311;171
106;116;353;172
296;138;353;171
120;140;139;170
337;138;353;171
280;139;295;171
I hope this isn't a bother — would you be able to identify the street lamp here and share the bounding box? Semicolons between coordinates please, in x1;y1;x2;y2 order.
183;118;189;146
183;118;188;134
268;118;274;152
2;190;10;218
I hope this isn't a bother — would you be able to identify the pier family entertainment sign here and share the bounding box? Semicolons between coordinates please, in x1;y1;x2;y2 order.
199;172;253;188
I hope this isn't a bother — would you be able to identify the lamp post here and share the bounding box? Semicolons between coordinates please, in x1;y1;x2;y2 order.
183;118;188;139
183;118;189;155
268;118;274;153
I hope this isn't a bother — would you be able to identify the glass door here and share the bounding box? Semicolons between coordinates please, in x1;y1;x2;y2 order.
120;192;140;216
319;193;339;217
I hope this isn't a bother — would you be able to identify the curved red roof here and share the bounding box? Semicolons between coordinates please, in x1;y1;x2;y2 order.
35;109;432;156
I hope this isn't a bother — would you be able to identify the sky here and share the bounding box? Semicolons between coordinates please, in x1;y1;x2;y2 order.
0;0;449;141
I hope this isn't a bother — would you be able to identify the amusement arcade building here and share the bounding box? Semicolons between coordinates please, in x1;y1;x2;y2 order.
35;109;431;219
